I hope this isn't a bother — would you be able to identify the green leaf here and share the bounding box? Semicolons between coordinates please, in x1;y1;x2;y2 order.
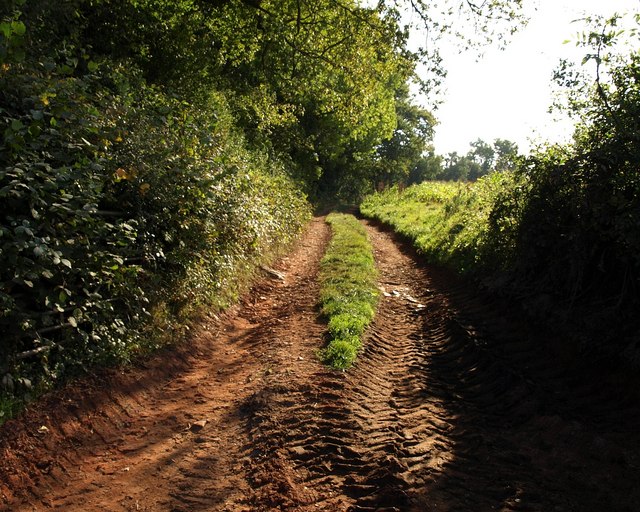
11;21;26;37
0;22;10;38
68;316;78;328
28;124;42;137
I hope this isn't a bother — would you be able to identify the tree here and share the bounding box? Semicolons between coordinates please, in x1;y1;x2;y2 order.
204;0;417;197
493;138;519;172
374;84;436;187
437;138;519;181
440;152;478;181
408;151;443;184
467;138;495;179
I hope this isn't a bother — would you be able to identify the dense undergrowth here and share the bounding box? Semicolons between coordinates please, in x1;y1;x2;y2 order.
0;65;311;417
0;1;314;420
319;213;378;369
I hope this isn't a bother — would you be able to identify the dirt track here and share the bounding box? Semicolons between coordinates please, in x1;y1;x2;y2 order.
1;217;640;511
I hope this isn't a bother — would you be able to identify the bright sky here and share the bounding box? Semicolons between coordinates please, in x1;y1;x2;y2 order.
430;0;640;156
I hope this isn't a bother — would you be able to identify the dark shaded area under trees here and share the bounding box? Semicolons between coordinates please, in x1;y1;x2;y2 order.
480;15;640;365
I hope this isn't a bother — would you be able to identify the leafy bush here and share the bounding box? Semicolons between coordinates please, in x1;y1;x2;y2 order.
1;59;144;379
0;44;310;414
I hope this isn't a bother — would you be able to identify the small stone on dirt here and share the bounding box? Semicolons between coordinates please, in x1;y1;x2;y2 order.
260;265;286;281
290;446;310;456
190;420;207;432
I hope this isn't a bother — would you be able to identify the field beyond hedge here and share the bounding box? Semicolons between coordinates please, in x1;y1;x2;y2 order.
360;177;512;275
360;173;640;370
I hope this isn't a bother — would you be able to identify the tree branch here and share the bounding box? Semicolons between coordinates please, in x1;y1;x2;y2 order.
16;345;53;360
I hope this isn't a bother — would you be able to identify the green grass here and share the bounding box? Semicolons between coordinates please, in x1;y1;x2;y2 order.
360;175;516;274
319;213;379;369
0;391;26;424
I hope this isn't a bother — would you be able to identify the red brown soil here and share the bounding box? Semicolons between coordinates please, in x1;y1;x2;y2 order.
1;217;640;511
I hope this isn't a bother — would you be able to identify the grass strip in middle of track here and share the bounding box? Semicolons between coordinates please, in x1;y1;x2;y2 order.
319;213;379;369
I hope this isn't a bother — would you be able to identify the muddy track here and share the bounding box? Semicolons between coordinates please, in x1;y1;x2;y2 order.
2;218;640;511
244;220;640;511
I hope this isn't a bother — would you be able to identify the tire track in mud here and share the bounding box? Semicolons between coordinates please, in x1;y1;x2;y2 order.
246;219;640;511
0;217;334;512
2;217;640;511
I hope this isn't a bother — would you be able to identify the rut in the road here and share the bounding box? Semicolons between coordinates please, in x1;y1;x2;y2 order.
2;217;640;512
0;217;333;512
247;219;640;512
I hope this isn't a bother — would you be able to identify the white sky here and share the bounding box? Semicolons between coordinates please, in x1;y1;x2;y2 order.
430;0;640;156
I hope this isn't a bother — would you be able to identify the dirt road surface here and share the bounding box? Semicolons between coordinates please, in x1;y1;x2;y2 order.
1;217;639;511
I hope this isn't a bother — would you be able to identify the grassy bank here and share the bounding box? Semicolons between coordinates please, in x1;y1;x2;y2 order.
360;175;514;275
